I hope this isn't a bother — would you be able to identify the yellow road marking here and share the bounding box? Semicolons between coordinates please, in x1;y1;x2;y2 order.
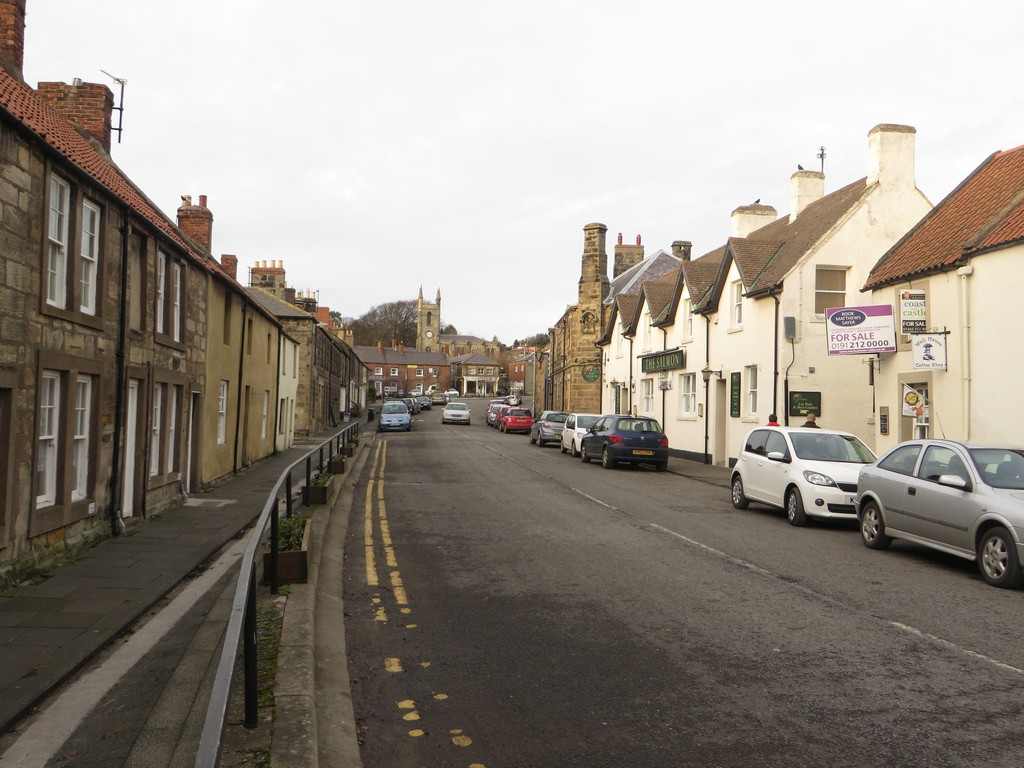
390;570;409;605
384;657;403;673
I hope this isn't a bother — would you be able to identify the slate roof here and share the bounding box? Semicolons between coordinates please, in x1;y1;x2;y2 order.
245;287;316;319
441;334;491;344
448;352;499;365
605;249;682;304
863;145;1024;290
644;267;681;325
681;246;728;313
352;346;450;367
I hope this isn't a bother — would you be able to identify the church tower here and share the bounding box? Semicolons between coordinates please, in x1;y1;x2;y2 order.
416;287;442;351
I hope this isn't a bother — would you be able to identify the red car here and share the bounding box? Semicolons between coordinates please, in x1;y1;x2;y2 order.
500;407;533;434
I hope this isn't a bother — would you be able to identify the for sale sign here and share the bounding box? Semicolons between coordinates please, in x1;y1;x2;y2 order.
825;305;897;355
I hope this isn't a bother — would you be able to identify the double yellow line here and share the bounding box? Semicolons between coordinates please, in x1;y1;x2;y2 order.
364;441;408;619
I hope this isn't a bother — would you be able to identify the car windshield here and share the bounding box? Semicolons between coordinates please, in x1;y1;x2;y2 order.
971;448;1024;489
446;403;468;411
381;403;407;414
577;415;599;429
790;433;875;463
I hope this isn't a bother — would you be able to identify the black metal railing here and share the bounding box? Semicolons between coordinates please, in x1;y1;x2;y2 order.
193;421;360;767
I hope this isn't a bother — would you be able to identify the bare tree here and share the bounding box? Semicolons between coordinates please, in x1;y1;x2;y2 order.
351;300;417;346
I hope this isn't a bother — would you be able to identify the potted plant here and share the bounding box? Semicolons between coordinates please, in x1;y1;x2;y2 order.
302;471;333;505
263;514;310;584
329;452;346;474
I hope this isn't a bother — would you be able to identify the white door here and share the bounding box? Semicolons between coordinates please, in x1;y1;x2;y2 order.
122;379;138;518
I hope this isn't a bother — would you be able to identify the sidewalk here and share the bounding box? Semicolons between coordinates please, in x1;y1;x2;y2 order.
0;433;341;740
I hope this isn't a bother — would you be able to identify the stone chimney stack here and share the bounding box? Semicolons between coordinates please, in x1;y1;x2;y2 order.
671;240;693;262
220;254;238;280
580;222;610;305
377;341;384;354
867;123;916;191
37;79;115;154
613;233;645;278
790;169;825;221
177;194;214;252
730;203;777;238
0;0;25;83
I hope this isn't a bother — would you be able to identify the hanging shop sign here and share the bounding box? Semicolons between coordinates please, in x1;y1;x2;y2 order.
900;289;927;334
581;364;601;382
826;305;897;355
641;348;686;373
911;332;947;370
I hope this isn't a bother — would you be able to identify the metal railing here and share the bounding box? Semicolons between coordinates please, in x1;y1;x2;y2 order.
194;421;361;767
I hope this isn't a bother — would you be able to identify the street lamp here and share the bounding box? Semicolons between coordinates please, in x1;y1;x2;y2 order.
701;364;722;384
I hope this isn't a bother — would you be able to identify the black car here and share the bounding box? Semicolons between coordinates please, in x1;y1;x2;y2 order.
580;415;669;471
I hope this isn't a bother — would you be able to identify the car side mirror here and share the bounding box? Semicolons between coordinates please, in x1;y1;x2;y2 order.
937;474;971;491
766;451;789;463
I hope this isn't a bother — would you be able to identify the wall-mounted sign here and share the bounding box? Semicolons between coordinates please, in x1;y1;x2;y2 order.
730;371;741;417
641;348;686;372
789;391;821;418
900;289;927;334
879;406;889;435
581;364;601;382
911;332;947;370
826;305;897;355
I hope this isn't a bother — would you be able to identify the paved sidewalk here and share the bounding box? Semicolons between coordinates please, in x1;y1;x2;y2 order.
0;432;342;739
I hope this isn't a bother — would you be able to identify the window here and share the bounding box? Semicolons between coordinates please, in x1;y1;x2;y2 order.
374;367;383;376
37;371;60;505
642;379;654;414
166;385;179;474
679;372;697;416
155;252;166;334
217;380;228;444
261;391;269;439
80;200;100;315
150;384;163;475
682;299;693;340
47;176;70;309
246;318;253;355
745;365;758;416
732;281;744;327
278;398;287;434
815;267;847;316
155;252;184;343
416;368;424;377
71;376;91;500
171;263;182;341
390;367;398;376
223;293;232;345
643;312;652;349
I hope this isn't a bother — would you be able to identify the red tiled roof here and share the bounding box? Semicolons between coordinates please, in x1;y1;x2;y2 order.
864;145;1024;290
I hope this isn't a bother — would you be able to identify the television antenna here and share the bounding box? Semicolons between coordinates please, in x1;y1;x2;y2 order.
100;70;126;144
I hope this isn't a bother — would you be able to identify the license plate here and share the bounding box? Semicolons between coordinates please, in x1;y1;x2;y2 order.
632;449;654;456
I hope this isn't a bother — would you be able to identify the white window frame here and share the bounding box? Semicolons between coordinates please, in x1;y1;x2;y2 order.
732;281;744;328
642;378;654;414
416;368;424;377
37;371;60;506
374;367;383;376
47;176;70;309
155;251;166;334
79;200;100;315
217;380;228;444
166;385;179;474
261;390;269;439
682;299;693;340
72;375;91;501
679;372;697;416
150;383;163;476
390;367;398;376
643;312;652;350
815;266;848;317
746;365;758;416
171;262;182;341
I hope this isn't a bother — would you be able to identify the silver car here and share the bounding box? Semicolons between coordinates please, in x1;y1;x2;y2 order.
529;411;568;447
441;401;471;425
856;440;1024;588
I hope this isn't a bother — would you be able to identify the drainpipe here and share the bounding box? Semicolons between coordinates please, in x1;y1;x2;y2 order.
627;337;634;415
272;328;282;454
661;328;668;427
771;290;781;417
232;296;248;472
108;206;131;536
703;316;711;464
957;265;973;439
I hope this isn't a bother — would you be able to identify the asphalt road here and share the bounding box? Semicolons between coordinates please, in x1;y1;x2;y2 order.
344;398;1024;768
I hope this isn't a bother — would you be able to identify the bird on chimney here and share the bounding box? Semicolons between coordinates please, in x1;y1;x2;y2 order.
753;198;760;204
798;164;804;170
181;194;192;206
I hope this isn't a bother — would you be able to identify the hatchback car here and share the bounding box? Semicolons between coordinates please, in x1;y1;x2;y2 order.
491;404;512;429
856;440;1024;588
430;391;448;406
731;426;876;526
530;411;568;446
415;395;432;411
500;407;533;434
580;415;669;471
377;401;412;432
441;401;471;425
403;397;420;415
560;413;601;457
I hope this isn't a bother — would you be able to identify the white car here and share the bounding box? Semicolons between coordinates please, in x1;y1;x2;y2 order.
731;426;876;526
441;401;471;425
559;413;601;457
445;389;460;398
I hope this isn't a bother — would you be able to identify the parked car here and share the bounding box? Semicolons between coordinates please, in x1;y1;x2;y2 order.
431;391;448;406
445;389;460;398
580;415;669;471
731;426;876;526
530;411;569;446
377;401;412;432
504;394;521;406
491;404;512;429
560;413;601;457
441;401;471;425
856;440;1024;588
402;397;420;415
500;407;533;434
416;395;432;411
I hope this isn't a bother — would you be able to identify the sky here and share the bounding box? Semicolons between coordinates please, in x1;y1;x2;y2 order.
23;1;1024;345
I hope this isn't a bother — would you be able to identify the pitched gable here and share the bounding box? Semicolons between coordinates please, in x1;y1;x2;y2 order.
864;145;1024;290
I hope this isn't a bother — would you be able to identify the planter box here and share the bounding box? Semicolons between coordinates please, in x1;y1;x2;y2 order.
329;457;346;474
263;519;311;585
342;443;354;457
302;475;333;505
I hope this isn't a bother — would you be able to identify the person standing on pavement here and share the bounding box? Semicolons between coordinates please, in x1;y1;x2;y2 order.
767;414;780;426
801;412;821;428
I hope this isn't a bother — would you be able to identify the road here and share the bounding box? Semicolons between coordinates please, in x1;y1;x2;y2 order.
343;398;1024;768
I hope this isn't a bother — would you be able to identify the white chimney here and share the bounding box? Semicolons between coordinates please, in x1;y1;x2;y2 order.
867;123;916;190
790;170;825;221
730;204;777;238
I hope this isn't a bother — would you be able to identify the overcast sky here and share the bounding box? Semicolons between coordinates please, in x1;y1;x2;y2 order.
24;1;1024;345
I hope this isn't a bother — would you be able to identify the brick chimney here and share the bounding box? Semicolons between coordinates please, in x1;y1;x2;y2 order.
177;194;213;252
37;79;114;154
0;0;25;82
730;203;777;238
790;169;825;221
220;254;238;280
613;233;645;278
671;240;693;262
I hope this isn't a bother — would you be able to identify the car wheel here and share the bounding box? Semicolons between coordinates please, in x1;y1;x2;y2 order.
466;420;471;426
730;475;749;509
529;433;536;444
571;440;580;458
581;445;591;463
560;443;567;454
601;447;616;469
655;461;668;473
859;501;892;550
978;527;1024;588
786;488;808;526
